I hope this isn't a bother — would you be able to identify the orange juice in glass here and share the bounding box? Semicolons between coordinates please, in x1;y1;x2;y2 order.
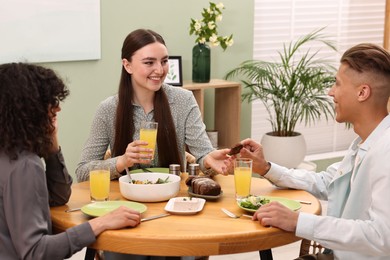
234;158;252;201
89;162;110;202
140;121;158;159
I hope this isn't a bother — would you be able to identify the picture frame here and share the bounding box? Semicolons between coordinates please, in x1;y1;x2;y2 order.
164;56;183;86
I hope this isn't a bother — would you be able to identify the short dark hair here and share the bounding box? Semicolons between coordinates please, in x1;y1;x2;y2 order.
341;43;390;99
341;43;390;77
0;63;69;159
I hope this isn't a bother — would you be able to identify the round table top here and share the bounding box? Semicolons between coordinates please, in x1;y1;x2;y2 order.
51;173;321;256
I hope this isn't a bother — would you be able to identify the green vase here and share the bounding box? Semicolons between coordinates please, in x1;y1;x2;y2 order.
192;43;210;83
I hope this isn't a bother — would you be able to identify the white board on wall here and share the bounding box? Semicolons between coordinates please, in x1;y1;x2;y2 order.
0;0;100;63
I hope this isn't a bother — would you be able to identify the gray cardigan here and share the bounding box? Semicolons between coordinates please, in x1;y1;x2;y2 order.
76;84;214;182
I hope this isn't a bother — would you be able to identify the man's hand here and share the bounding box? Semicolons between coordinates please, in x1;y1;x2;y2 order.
252;201;299;232
240;138;271;176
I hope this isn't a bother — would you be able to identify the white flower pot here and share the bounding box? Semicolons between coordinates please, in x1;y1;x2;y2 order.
261;132;306;168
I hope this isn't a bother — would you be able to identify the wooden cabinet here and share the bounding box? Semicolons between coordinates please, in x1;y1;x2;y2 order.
183;79;241;148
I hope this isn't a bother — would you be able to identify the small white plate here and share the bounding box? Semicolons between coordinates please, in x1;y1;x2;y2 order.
164;197;206;215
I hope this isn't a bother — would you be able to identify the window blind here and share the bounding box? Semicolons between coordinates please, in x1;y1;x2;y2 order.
252;0;385;155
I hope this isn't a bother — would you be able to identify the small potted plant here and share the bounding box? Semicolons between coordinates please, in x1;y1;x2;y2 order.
225;28;337;167
189;2;234;83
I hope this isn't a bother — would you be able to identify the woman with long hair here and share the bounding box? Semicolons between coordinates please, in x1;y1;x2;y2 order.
76;29;230;182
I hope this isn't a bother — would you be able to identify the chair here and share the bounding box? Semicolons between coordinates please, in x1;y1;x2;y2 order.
299;239;324;256
259;249;273;260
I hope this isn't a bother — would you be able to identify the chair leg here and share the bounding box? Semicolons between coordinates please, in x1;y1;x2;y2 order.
84;248;96;260
259;249;273;260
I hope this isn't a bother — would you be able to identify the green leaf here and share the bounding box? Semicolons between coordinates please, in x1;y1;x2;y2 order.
225;27;337;136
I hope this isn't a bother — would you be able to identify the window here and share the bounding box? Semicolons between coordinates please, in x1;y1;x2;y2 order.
252;0;385;155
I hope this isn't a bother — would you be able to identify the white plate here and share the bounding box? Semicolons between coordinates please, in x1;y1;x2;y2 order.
164;197;206;215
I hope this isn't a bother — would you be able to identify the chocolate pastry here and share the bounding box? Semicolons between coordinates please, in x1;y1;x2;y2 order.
186;176;221;196
228;143;243;155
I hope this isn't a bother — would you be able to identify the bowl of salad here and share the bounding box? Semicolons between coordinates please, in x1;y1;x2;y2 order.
119;172;181;202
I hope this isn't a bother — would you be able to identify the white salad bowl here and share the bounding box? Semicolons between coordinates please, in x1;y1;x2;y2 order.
119;173;181;202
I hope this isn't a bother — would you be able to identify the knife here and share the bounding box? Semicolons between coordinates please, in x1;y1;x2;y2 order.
141;213;171;222
297;200;312;205
65;207;81;213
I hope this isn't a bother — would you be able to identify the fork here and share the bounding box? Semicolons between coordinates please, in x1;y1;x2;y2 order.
221;208;252;219
125;168;132;182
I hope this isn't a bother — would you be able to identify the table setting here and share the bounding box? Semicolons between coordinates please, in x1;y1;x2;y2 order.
51;163;321;257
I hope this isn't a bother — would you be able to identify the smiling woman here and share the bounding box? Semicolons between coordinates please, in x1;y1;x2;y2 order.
75;28;231;260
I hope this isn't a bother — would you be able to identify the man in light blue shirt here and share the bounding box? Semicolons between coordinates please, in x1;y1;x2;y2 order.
238;43;390;259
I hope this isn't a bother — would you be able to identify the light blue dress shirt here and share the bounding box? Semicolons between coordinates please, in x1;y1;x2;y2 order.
265;115;390;259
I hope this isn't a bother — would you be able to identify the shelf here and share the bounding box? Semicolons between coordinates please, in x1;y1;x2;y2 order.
183;79;241;148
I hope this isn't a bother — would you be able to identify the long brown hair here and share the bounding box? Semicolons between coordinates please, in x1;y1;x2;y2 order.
112;29;182;172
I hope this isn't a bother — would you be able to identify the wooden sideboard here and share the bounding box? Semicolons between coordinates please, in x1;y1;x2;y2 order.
183;79;241;148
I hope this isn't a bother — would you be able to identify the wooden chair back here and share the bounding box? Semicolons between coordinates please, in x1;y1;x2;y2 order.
299;239;324;256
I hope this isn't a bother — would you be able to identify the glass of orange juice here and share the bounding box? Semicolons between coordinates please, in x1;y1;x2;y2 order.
140;121;158;159
234;158;252;201
89;162;110;202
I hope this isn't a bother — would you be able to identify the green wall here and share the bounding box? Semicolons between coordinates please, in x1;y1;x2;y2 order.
41;0;254;180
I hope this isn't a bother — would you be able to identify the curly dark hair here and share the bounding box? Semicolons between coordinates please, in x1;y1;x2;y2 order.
0;63;69;160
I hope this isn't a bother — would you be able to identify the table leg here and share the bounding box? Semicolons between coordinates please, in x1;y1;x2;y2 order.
84;248;96;260
259;249;273;260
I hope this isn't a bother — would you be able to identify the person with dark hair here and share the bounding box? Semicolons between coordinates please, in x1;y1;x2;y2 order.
0;63;141;260
233;43;390;259
76;28;229;182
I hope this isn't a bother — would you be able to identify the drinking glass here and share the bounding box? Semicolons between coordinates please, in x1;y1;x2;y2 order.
89;161;110;202
234;158;252;201
140;121;158;159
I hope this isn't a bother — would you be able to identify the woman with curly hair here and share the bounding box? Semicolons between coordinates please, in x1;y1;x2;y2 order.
0;63;141;260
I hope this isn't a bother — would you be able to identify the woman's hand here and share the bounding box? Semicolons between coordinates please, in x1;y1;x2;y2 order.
116;141;153;172
204;148;232;175
252;201;299;232
89;206;141;236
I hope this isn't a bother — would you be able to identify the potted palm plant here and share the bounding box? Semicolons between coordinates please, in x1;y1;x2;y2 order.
225;28;336;168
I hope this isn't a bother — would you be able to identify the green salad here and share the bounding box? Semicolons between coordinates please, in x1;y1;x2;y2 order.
131;176;170;184
239;195;270;210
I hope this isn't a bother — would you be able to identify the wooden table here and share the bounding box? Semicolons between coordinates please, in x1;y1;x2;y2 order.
51;174;321;257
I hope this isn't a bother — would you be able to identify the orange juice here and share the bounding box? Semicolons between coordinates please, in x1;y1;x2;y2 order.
234;166;252;198
90;170;110;201
140;128;157;159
